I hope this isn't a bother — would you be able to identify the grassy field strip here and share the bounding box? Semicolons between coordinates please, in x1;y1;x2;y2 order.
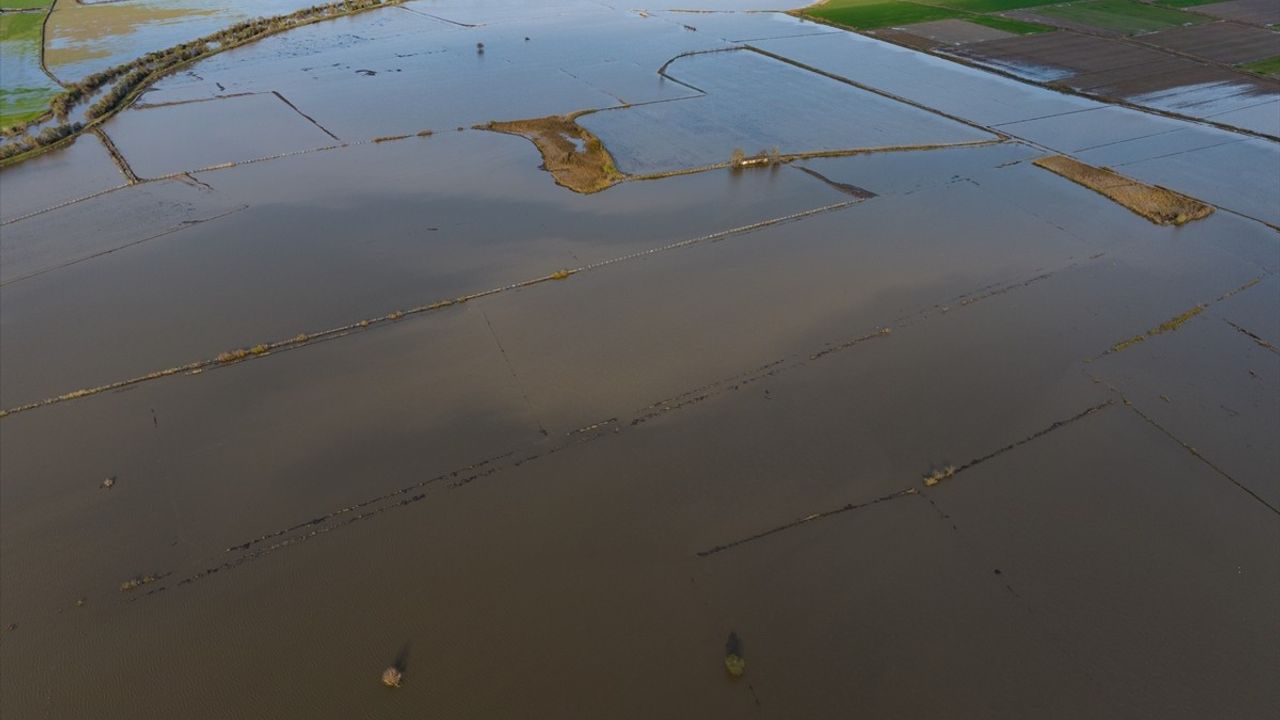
802;0;1066;31
802;0;1216;33
1032;0;1210;34
1096;277;1262;357
1237;55;1280;77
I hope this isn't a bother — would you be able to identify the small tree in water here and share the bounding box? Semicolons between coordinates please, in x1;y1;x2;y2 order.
730;147;745;168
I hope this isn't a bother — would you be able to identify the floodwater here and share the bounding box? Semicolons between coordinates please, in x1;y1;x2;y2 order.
44;0;320;80
2;2;1278;719
578;48;993;174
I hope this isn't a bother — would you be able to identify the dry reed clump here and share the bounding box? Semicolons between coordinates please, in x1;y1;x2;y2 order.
119;574;161;592
381;666;403;687
482;115;622;193
216;348;250;363
923;465;956;487
1033;155;1213;226
730;146;782;170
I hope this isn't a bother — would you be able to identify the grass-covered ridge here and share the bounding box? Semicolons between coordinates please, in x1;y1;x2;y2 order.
1237;55;1280;78
805;2;966;30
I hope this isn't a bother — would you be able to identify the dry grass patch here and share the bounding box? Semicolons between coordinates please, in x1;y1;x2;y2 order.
482;114;622;194
1110;304;1204;352
1033;155;1213;225
923;465;956;487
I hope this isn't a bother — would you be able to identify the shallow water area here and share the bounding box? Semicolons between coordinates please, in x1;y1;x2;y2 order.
579;48;994;174
2;1;1279;718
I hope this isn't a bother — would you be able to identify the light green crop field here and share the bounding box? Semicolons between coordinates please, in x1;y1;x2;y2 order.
0;11;59;127
1033;0;1208;34
1237;55;1280;77
927;0;1063;12
965;15;1057;33
0;1;51;10
805;0;1065;31
805;1;967;29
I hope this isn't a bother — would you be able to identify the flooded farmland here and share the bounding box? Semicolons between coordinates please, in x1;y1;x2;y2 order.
1;1;1278;718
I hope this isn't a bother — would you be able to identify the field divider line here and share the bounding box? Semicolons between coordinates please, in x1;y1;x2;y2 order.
0;182;131;226
271;90;341;142
123;258;1082;599
0;205;251;287
742;45;1007;140
696;488;918;557
0;200;859;419
91;127;140;183
133;91;264;110
625;137;1007;183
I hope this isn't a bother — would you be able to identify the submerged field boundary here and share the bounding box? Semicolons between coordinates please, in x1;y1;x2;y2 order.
0;200;862;418
124;257;1091;601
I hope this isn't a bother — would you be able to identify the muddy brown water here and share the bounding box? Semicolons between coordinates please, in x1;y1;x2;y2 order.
2;3;1278;718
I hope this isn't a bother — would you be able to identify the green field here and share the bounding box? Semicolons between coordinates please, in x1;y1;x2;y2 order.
1034;0;1207;34
965;15;1057;33
0;1;51;10
0;9;44;40
806;1;966;29
805;0;1067;31
928;0;1063;12
0;10;59;127
1149;0;1220;7
1237;55;1280;77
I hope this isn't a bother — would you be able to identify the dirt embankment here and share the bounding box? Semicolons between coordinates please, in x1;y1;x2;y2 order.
1033;154;1213;225
481;113;621;194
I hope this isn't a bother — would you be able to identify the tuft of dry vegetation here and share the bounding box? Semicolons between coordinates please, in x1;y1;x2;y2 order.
1033;155;1213;226
481;114;622;194
216;348;250;363
381;666;403;687
923;465;956;487
730;146;782;170
119;574;161;592
1111;304;1204;353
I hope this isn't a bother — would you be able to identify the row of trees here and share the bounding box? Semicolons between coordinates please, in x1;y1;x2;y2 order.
0;123;83;160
